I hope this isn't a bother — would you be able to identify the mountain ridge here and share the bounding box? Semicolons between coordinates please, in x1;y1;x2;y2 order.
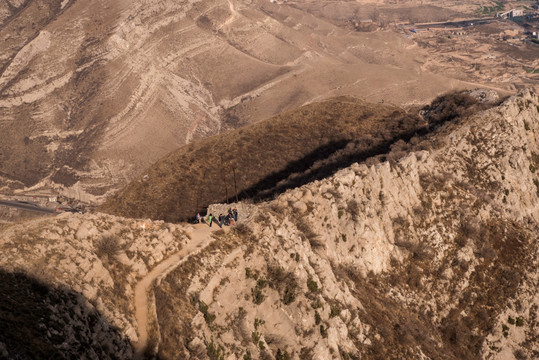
1;0;514;202
0;89;537;359
99;95;426;222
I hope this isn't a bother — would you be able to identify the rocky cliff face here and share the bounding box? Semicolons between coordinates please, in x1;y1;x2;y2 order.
0;90;537;359
0;270;133;360
158;90;539;359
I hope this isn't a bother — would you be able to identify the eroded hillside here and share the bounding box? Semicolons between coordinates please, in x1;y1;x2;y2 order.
0;91;537;359
99;96;427;222
151;90;539;359
0;0;522;203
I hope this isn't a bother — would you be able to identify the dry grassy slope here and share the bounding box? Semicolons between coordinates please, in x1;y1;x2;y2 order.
151;90;539;360
0;0;484;201
0;91;536;359
99;96;425;222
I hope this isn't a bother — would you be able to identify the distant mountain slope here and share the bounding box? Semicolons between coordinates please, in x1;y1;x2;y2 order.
0;0;478;201
99;96;426;222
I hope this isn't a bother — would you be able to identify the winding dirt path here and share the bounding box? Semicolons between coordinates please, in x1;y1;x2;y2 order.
219;0;240;31
133;223;219;359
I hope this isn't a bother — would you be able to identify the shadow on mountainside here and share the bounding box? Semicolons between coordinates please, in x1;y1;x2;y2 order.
100;91;501;223
243;90;504;201
240;130;420;201
0;270;133;360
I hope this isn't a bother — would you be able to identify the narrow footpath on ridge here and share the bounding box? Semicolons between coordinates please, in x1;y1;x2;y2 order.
133;223;223;359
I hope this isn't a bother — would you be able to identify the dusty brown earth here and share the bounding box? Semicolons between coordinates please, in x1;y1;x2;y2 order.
1;0;536;204
0;78;538;360
99;96;430;222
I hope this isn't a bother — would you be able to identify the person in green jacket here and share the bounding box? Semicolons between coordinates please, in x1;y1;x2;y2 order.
208;213;213;227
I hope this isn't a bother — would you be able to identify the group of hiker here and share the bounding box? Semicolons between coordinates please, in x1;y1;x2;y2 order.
195;208;238;228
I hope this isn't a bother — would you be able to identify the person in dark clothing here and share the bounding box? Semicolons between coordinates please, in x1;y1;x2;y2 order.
218;214;224;228
217;214;223;228
224;214;230;226
208;213;213;227
233;208;238;222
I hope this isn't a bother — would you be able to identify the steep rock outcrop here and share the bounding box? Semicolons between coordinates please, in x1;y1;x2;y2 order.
156;90;538;359
0;90;537;359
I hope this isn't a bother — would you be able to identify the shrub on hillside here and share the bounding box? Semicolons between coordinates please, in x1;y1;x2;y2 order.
95;235;121;261
296;218;323;248
422;91;499;128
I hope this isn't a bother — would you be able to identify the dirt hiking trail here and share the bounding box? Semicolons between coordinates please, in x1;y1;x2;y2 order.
133;223;223;359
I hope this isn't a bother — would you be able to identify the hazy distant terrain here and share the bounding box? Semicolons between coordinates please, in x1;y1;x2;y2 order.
1;0;535;204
